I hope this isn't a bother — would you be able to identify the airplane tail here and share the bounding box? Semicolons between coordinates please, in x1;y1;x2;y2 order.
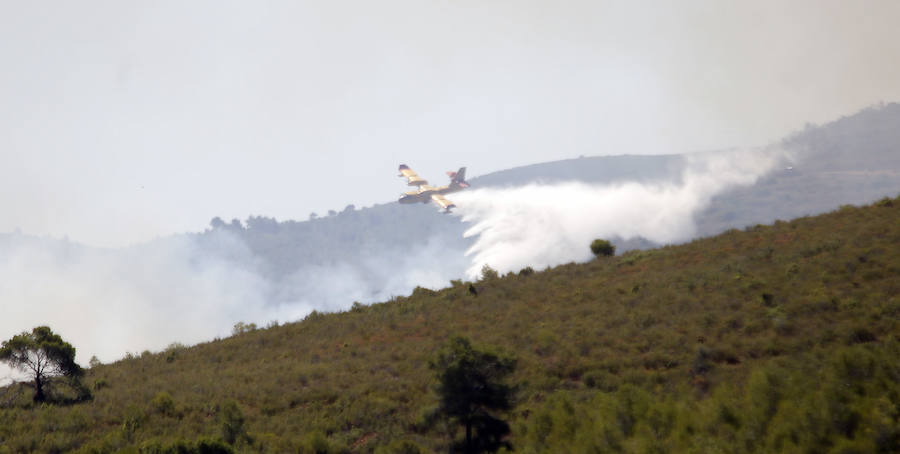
447;167;469;188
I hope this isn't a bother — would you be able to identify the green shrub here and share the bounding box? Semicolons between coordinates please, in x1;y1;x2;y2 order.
231;322;257;336
480;264;500;281
374;439;426;454
150;392;176;417
93;378;109;391
847;327;877;344
121;404;146;435
410;286;437;298
139;438;234;454
299;431;340;454
219;400;246;445
590;239;615;257
583;369;620;392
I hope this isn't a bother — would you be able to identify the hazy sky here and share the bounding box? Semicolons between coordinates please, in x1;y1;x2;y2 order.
2;0;899;247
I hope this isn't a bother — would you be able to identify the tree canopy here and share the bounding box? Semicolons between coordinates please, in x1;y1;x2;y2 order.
430;336;516;453
0;326;84;402
590;238;616;257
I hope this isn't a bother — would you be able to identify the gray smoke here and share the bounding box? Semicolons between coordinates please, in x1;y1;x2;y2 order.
0;228;468;385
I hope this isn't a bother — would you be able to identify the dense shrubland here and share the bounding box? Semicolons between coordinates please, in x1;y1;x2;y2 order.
0;195;898;453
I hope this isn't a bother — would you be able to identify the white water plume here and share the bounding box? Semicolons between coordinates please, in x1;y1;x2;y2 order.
453;149;784;278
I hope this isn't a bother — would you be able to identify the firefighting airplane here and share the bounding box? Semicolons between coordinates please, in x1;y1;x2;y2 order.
397;164;469;213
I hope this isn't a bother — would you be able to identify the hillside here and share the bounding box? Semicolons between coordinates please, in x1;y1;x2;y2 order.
2;194;898;453
3;105;896;328
697;102;900;236
191;103;900;306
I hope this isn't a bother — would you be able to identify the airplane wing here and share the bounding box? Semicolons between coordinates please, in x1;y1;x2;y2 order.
398;164;428;186
431;193;456;212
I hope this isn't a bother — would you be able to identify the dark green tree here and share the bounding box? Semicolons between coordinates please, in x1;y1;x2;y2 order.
0;326;84;402
590;238;616;257
429;336;516;453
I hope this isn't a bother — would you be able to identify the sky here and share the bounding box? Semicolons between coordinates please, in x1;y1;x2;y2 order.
2;0;899;247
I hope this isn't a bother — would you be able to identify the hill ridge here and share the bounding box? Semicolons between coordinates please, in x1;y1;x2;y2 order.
2;193;898;452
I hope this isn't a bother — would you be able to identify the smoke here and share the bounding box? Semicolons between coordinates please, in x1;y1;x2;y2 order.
271;235;468;312
453;149;784;278
0;234;266;367
0;148;783;386
0;227;467;386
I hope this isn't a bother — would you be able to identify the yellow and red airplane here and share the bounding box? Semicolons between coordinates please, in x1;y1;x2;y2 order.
397;164;469;213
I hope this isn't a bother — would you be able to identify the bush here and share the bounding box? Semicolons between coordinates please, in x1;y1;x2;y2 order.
139;438;234;454
590;239;615;257
374;439;426;454
299;431;341;454
847;327;877;344
411;286;437;298
151;392;176;417
583;370;620;392
93;378;109;391
231;322;257;336
875;196;894;208
220;400;246;445
480;264;499;281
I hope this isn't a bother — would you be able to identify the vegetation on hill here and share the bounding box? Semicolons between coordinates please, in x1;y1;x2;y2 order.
0;326;86;404
429;336;516;453
590;239;616;257
187;103;900;304
1;194;898;453
698;102;900;237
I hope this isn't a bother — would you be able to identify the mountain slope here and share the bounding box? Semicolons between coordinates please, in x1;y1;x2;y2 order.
697;102;900;236
195;103;900;304
2;195;898;453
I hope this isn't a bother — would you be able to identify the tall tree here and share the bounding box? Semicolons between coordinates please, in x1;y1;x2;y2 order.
0;326;83;402
430;336;516;453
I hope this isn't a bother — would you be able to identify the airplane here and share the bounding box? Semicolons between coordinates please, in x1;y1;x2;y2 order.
397;164;469;213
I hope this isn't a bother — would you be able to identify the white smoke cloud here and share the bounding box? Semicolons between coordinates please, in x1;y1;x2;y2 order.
0;148;783;387
453;149;783;278
0;234;268;367
273;235;468;312
0;228;467;386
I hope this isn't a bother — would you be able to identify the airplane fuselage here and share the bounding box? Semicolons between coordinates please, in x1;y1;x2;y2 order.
399;183;464;204
397;164;468;212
